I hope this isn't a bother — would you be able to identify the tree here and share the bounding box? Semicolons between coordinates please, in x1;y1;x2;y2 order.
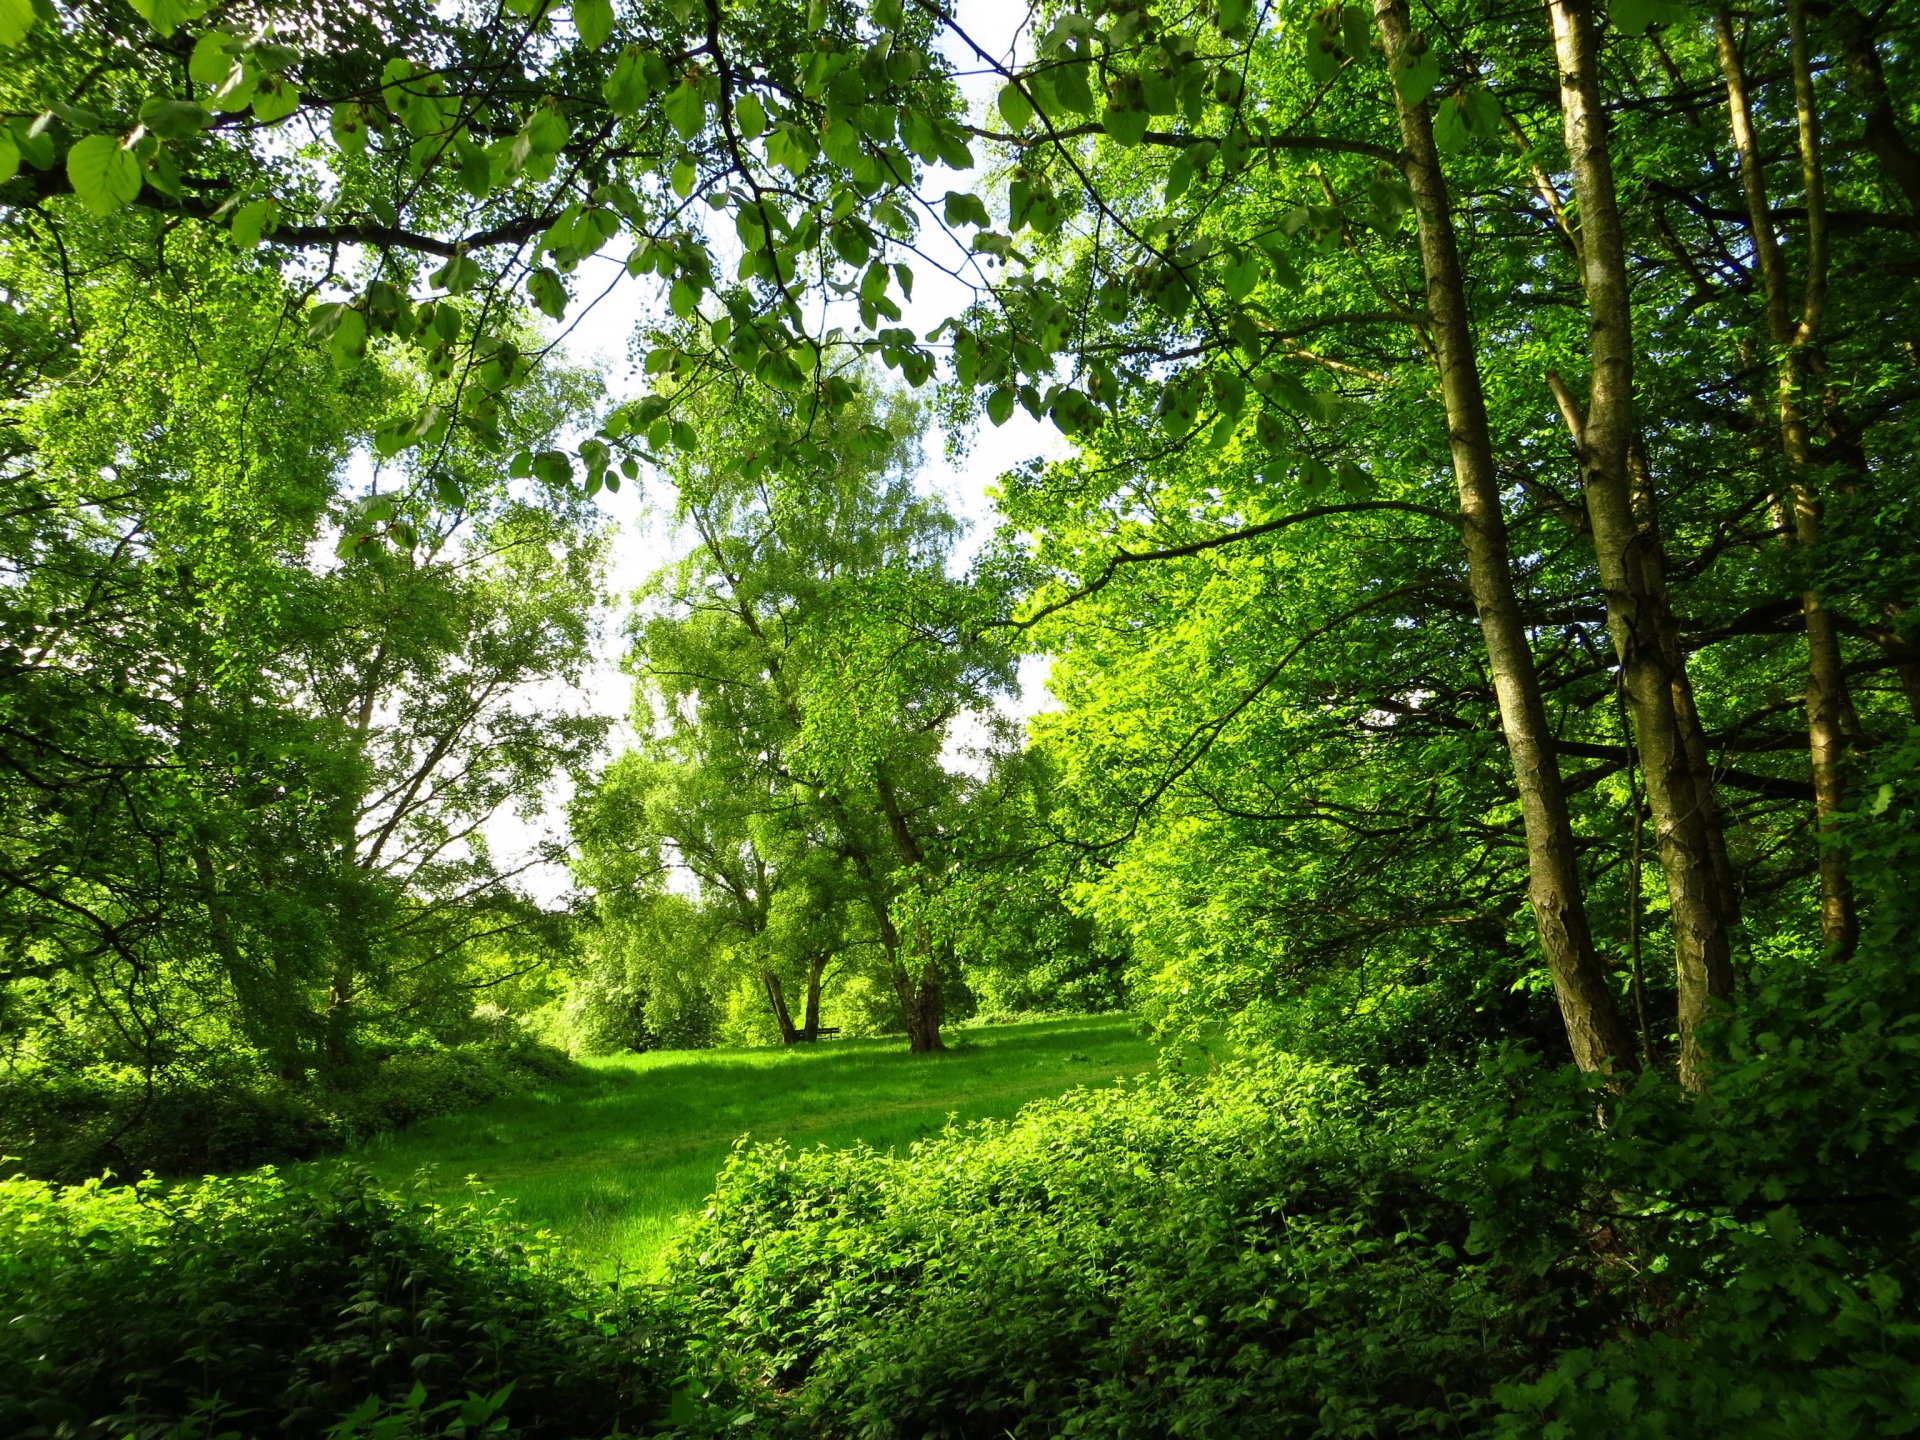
4;0;1913;1081
613;382;1015;1051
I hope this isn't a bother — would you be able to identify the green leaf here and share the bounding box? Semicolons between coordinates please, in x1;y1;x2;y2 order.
533;449;574;486
1393;36;1441;106
65;135;143;217
527;266;568;320
0;130;16;184
229;196;274;248
1102;103;1147;147
127;0;209;39
527;104;570;154
942;190;990;228
1221;247;1262;301
1609;0;1686;33
997;83;1033;131
189;30;231;85
735;91;766;140
138;97;210;139
9;117;54;170
1434;92;1469;154
0;0;36;47
665;79;705;140
986;387;1014;426
1048;58;1094;115
604;46;653;115
330;102;368;156
573;0;614;48
251;76;300;123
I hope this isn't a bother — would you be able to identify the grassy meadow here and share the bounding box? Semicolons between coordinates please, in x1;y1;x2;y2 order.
332;1014;1160;1277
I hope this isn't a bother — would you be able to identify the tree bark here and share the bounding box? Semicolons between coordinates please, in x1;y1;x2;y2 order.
1548;0;1736;1090
1713;0;1859;958
1375;0;1636;1077
1830;0;1920;221
799;952;825;1041
762;968;799;1044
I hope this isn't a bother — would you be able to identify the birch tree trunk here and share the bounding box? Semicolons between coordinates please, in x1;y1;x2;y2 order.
1375;0;1636;1078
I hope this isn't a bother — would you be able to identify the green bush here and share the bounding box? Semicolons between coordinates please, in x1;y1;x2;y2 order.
662;943;1920;1439
0;1040;579;1181
0;1167;678;1439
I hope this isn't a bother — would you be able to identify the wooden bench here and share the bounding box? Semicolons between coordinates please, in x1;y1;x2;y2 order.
815;1026;842;1039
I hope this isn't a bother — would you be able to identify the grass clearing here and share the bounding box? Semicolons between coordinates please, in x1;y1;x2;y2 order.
328;1014;1160;1277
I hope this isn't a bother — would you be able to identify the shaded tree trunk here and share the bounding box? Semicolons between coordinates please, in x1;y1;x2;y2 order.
1713;0;1859;959
1549;0;1736;1090
762;968;799;1044
1375;0;1636;1078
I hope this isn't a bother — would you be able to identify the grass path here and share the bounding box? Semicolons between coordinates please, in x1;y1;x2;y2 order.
328;1014;1157;1277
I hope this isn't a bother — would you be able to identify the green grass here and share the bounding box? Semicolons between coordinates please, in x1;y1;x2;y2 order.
330;1014;1159;1278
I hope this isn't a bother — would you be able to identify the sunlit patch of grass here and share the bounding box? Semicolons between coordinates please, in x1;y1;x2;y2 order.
322;1014;1163;1278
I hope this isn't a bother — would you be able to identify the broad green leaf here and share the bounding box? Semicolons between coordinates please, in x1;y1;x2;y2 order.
66;135;143;217
9;118;53;170
1461;84;1502;136
229;196;274;248
189;29;232;85
1102;103;1147;147
0;130;16;183
986;387;1015;426
532;450;574;486
455;138;492;196
942;190;990;229
997;84;1033;131
0;0;36;47
1221;247;1262;302
665;80;705;140
1393;36;1440;106
735;91;767;140
138;97;210;140
1434;93;1469;154
330;102;368;155
527;266;568;319
251;76;300;122
573;0;614;48
430;251;482;293
330;308;367;369
1610;0;1687;33
603;46;652;114
127;0;208;38
527;105;569;154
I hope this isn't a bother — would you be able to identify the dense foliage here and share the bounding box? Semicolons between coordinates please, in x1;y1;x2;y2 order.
0;1167;680;1439
4;0;1919;1432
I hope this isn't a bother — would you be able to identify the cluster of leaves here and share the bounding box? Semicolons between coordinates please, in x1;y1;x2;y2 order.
0;1166;683;1439
664;928;1920;1438
0;1036;576;1180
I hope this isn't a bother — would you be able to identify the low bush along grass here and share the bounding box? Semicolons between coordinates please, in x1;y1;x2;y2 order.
333;1013;1163;1277
0;1165;681;1440
13;974;1915;1440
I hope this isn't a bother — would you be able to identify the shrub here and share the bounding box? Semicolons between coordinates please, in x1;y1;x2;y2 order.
0;1166;679;1439
0;1039;580;1181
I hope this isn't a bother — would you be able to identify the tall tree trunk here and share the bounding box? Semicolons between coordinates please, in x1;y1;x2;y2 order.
1549;0;1736;1090
762;968;799;1044
799;952;826;1042
1713;0;1859;958
1375;0;1636;1077
875;766;945;1052
1830;0;1920;220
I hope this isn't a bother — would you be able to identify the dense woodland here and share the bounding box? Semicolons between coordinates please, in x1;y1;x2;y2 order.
2;0;1918;1434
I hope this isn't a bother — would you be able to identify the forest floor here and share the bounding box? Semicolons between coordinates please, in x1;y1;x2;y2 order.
323;1014;1162;1278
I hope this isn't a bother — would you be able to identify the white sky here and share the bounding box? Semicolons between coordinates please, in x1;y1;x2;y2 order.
489;3;1067;905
